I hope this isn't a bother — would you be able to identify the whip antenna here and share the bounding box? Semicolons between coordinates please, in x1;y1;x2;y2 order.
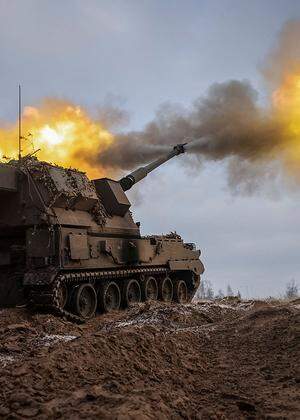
18;84;22;161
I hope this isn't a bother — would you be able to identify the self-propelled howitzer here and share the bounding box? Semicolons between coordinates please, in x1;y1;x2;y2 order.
0;143;204;321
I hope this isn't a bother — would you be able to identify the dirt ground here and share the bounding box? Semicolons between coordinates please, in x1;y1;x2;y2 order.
0;298;299;419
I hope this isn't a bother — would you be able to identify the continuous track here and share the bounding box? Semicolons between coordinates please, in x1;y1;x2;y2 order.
29;266;171;323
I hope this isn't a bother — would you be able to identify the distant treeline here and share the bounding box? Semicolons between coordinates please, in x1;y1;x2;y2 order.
195;278;298;300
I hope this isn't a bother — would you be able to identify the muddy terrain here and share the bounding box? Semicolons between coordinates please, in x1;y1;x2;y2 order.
0;299;299;419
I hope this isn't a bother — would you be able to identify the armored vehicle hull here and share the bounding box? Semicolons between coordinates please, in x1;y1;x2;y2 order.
0;145;204;321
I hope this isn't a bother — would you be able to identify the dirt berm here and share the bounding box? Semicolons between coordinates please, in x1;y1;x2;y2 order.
0;299;299;419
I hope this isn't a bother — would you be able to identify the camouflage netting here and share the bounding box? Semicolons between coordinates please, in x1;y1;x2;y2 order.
21;158;108;226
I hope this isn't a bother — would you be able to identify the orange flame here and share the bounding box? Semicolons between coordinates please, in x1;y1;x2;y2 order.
272;70;300;175
0;99;114;179
272;72;300;135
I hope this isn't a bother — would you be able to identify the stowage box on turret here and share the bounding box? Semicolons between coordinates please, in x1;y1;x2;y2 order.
0;144;204;321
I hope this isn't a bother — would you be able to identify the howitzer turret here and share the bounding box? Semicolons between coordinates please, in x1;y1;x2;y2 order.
0;142;204;321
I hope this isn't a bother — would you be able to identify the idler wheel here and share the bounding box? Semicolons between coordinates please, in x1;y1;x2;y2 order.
98;281;121;313
159;276;173;302
72;284;97;319
143;276;158;301
122;279;141;307
173;280;188;303
56;281;68;309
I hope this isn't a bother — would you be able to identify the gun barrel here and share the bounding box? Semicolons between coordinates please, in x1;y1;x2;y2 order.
119;143;186;191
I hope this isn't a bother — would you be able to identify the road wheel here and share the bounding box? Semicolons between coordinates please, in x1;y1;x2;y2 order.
98;281;121;313
173;280;188;303
143;276;158;301
159;276;173;302
72;284;97;319
56;281;68;309
122;279;141;307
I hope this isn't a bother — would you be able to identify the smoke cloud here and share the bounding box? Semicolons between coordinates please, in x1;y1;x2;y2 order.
1;20;299;194
92;20;300;192
98;80;283;167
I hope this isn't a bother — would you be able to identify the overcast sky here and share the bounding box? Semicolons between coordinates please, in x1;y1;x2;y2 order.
1;0;300;297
